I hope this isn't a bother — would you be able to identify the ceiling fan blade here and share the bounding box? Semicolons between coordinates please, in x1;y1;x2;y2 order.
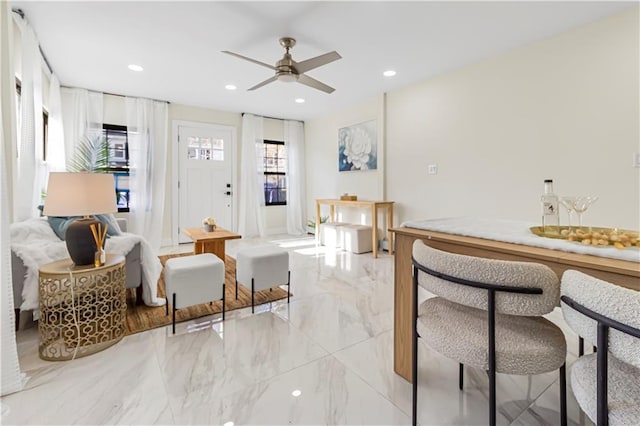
294;51;341;74
248;76;278;91
297;74;335;94
222;51;276;70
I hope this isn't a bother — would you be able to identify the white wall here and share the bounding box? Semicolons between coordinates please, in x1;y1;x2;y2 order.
305;8;639;231
103;95;126;125
386;8;639;230
305;95;386;225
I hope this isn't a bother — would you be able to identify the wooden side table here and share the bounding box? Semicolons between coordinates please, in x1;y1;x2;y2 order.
38;254;127;361
182;227;242;262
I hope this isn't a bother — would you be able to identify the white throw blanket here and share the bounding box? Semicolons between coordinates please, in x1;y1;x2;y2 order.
10;218;165;311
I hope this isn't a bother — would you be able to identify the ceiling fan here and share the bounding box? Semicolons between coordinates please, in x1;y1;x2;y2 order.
222;37;341;94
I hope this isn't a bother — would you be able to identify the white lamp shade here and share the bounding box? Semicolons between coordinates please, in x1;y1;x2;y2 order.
43;172;117;217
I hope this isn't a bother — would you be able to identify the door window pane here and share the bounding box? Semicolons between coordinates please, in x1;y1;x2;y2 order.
187;136;224;161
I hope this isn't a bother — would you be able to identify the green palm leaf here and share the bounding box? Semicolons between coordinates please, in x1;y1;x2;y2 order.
66;135;110;173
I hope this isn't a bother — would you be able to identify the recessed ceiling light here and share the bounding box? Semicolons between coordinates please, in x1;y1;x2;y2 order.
295;98;305;103
128;64;144;72
223;422;234;426
291;389;302;397
383;70;396;77
225;84;237;91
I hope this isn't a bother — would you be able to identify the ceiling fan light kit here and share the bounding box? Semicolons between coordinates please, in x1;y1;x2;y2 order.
223;37;341;94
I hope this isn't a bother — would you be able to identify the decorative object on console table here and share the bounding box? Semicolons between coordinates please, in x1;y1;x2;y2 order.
338;120;377;172
43;172;117;266
340;193;357;201
38;254;126;361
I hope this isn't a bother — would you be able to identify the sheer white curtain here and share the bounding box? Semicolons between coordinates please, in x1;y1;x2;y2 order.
46;75;65;172
13;15;43;221
284;120;306;235
238;113;265;237
1;1;26;396
125;97;168;250
60;87;103;167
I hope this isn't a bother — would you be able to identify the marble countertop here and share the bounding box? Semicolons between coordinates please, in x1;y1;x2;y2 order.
401;217;640;263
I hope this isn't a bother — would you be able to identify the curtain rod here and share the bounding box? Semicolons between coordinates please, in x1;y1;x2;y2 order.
61;86;170;105
12;8;54;76
242;112;303;123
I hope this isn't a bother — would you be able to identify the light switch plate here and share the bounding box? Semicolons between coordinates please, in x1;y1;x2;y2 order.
428;164;438;175
633;152;640;168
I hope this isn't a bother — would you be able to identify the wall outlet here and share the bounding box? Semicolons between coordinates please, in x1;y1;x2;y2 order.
427;164;438;175
633;152;640;168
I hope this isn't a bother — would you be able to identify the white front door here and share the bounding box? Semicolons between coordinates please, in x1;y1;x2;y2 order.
178;124;234;243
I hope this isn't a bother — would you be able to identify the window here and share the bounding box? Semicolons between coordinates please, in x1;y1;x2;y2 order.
103;124;130;212
263;140;287;206
186;136;224;161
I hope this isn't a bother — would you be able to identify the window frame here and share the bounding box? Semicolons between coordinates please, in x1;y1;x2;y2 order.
263;139;287;206
103;124;130;213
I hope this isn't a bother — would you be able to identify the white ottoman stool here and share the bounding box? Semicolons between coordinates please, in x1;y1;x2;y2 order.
319;222;348;248
164;253;225;334
236;246;290;313
342;224;373;254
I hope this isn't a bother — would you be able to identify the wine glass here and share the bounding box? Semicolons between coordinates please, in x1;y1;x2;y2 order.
573;196;599;230
559;196;577;231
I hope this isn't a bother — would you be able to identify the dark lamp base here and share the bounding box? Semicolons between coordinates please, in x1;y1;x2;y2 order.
65;218;101;266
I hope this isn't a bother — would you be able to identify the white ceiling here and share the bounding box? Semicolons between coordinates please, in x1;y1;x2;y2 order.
12;1;635;121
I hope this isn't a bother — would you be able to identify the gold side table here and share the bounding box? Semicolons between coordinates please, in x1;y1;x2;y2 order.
38;254;126;361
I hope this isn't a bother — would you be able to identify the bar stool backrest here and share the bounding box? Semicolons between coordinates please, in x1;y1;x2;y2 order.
561;270;640;368
412;240;559;316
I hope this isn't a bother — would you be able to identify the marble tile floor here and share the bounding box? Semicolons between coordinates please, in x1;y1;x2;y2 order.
2;234;595;425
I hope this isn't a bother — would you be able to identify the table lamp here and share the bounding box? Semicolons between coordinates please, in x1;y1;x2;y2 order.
43;172;117;266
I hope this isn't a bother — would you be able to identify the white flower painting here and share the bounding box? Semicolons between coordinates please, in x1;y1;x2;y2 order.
338;120;377;171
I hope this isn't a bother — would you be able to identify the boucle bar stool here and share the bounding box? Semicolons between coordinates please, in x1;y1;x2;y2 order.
235;246;290;313
341;224;373;254
411;240;567;426
164;253;225;334
561;270;640;426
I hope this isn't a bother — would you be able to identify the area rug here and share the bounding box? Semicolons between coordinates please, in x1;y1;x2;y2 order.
125;253;291;335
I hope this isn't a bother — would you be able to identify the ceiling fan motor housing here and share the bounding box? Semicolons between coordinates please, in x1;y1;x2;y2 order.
276;55;298;82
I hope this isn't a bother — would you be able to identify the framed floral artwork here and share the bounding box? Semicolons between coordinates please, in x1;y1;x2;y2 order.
338;120;377;171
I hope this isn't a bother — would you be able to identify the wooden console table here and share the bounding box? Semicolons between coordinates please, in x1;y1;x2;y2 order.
38;254;126;361
391;226;640;382
315;199;395;258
